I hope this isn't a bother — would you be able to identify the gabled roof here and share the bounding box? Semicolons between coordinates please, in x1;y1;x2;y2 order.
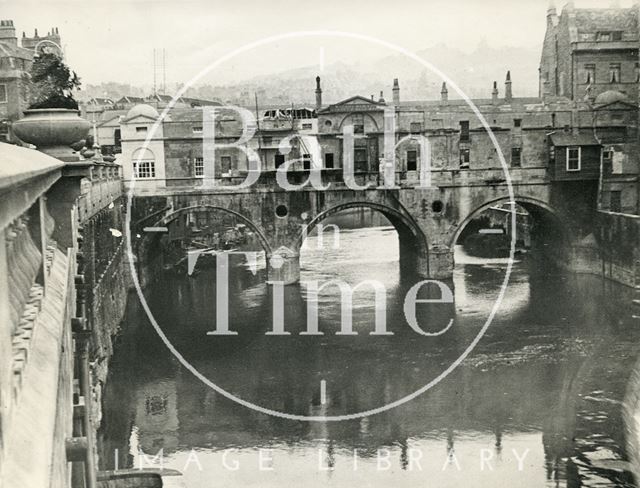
121;113;158;124
116;96;145;104
89;97;114;105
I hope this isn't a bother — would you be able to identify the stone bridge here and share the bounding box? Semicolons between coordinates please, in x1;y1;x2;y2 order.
0;143;128;488
132;167;589;284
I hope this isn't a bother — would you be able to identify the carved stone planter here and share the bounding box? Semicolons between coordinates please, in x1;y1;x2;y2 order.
12;109;91;160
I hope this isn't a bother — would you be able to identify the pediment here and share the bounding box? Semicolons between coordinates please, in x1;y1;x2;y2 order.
336;95;382;106
122;114;157;124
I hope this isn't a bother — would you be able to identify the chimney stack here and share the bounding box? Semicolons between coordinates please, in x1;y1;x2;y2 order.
546;1;558;26
315;76;322;110
492;81;499;104
505;71;513;103
0;20;17;46
392;78;400;105
440;82;448;103
379;91;385;103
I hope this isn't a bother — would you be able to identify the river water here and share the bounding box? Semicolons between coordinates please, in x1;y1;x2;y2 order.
100;226;639;488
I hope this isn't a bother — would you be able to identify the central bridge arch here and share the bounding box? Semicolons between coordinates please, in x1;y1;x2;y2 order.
295;200;431;278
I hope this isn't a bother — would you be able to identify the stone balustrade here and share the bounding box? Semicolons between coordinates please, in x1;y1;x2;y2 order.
0;142;126;488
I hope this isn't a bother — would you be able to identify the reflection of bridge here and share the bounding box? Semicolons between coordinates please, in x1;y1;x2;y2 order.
133;167;583;284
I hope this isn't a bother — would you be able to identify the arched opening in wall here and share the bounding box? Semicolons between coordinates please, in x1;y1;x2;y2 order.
146;206;271;280
299;203;427;287
453;199;567;281
135;205;274;358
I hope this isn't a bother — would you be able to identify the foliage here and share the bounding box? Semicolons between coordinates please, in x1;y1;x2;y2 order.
28;53;81;109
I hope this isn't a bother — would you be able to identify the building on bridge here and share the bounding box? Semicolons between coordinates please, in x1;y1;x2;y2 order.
113;3;639;215
119;102;319;192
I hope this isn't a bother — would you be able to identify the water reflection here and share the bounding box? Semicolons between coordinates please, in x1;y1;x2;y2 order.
100;227;639;487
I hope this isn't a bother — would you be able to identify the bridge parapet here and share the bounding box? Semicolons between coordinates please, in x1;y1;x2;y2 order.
126;166;550;196
0;143;126;488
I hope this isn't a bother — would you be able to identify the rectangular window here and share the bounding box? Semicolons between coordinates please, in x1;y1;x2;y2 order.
0;84;6;103
406;150;418;171
275;154;285;168
459;121;470;142
603;148;613;164
636;62;640;82
354;148;367;171
302;153;311;170
585;64;596;84
133;160;155;179
301;123;312;130
135;126;147;133
220;156;231;174
610;63;621;83
325;153;334;169
566;146;581;171
352;114;364;134
597;31;612;41
610;191;622;213
263;136;272;145
513;118;522;128
194;157;204;177
511;147;522;166
410;122;422;134
192;126;203;134
460;148;470;168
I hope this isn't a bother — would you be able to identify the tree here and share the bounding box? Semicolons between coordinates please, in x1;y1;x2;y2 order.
29;53;81;109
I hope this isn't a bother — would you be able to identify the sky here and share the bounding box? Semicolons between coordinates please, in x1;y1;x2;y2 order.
0;0;632;88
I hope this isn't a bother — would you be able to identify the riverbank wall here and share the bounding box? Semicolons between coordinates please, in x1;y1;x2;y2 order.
567;211;639;289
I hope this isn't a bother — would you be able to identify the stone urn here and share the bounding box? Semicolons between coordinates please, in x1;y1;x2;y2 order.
12;108;92;161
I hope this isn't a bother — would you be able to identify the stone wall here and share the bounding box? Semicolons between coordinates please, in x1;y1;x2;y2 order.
597;210;640;288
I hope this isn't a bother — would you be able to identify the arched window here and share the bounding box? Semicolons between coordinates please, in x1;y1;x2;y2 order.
132;148;155;179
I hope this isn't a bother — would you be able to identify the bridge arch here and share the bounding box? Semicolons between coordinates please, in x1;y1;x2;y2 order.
296;200;430;276
450;196;566;247
155;204;273;255
450;196;569;265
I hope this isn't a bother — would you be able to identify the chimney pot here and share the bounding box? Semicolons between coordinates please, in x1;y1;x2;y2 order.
315;76;322;110
392;78;400;105
505;71;513;102
440;82;448;103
